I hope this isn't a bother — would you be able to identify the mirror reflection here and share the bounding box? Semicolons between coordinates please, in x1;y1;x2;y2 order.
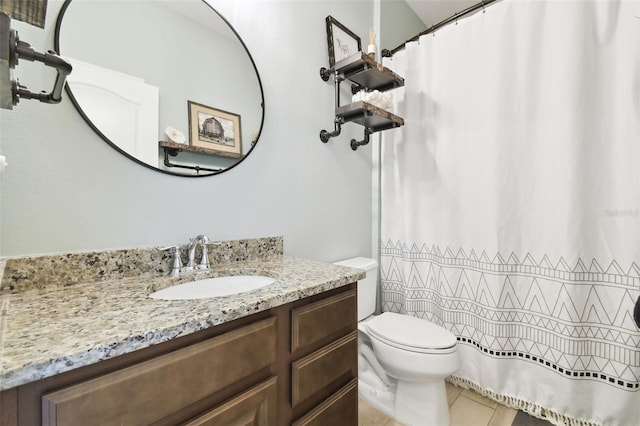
56;0;264;176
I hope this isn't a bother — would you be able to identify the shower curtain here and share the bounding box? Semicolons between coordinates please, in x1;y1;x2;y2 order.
379;0;640;425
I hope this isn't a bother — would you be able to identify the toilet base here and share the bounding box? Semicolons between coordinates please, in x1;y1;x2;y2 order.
358;375;396;418
359;373;450;426
394;379;450;426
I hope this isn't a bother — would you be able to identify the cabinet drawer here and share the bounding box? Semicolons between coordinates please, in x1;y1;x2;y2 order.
42;317;277;426
185;376;277;426
291;331;357;408
291;289;356;355
292;379;357;426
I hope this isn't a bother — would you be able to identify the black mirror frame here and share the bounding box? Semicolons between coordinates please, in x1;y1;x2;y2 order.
54;0;265;178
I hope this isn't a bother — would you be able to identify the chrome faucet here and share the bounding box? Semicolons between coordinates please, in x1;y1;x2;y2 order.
183;234;210;272
159;235;210;276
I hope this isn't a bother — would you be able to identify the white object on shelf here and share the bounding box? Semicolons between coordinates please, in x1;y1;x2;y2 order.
367;43;376;61
165;126;186;144
352;90;393;112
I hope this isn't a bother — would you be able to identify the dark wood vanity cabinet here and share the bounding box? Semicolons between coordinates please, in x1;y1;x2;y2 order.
0;283;357;426
41;318;278;425
290;289;358;425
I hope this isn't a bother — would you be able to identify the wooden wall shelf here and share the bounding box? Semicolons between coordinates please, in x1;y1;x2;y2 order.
319;52;405;150
336;101;404;132
159;141;241;159
333;52;404;93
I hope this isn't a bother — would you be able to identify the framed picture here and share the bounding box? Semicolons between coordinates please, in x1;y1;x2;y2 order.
326;15;361;68
188;101;242;158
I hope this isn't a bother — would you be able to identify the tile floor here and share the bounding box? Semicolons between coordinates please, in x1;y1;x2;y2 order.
358;381;519;426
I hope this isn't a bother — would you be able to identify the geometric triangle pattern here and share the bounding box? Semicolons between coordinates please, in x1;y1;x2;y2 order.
380;240;640;391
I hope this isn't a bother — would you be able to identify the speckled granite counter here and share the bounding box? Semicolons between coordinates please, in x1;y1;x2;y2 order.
0;239;365;392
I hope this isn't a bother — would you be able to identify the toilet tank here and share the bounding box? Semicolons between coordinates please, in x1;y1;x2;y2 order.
334;257;378;321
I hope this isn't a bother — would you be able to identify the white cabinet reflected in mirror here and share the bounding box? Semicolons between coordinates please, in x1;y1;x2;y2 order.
55;0;264;177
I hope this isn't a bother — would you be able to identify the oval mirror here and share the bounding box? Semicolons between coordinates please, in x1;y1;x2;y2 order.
55;0;264;177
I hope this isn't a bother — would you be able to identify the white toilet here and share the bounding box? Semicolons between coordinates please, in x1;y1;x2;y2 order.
335;257;461;426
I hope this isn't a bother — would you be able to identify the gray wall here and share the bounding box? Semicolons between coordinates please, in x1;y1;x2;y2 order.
380;0;425;52
0;0;375;262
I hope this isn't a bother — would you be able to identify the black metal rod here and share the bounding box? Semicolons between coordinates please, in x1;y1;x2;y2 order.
163;149;221;174
334;71;343;110
319;70;345;143
385;0;500;57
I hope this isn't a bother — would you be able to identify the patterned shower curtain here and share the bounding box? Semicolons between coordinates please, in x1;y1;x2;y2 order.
379;1;640;425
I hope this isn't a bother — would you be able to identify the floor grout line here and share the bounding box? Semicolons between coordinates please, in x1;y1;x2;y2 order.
488;407;499;426
449;392;461;407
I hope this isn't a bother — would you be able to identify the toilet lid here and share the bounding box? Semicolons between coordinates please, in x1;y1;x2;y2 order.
366;312;457;351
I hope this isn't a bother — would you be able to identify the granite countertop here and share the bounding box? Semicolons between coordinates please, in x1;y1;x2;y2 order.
0;255;364;392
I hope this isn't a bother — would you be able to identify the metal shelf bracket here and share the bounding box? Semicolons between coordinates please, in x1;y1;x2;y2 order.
350;127;373;151
162;147;221;175
319;66;344;143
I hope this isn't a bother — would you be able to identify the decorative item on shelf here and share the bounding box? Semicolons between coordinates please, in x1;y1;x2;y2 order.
165;126;186;145
188;101;242;158
352;90;393;112
157;102;243;176
367;28;376;61
325;15;361;68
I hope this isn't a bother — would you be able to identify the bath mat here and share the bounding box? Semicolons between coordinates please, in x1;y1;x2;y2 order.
511;410;554;426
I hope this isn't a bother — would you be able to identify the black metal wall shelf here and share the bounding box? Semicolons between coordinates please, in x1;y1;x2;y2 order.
319;52;404;150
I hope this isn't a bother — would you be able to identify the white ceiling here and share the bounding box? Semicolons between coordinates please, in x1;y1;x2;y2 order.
404;0;479;28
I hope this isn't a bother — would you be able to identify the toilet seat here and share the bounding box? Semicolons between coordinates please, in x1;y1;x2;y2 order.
365;312;457;354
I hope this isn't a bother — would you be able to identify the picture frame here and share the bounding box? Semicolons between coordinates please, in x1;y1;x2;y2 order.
188;101;242;158
325;15;361;68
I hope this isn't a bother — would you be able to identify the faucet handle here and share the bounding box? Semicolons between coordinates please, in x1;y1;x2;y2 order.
158;245;182;276
198;242;210;270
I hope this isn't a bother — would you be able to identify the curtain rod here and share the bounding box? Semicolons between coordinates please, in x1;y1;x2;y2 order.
382;0;500;58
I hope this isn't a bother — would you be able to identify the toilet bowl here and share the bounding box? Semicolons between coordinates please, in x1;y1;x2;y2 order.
335;257;461;426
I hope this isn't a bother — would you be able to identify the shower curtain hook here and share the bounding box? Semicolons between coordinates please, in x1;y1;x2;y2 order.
482;0;486;13
431;25;435;36
455;12;458;25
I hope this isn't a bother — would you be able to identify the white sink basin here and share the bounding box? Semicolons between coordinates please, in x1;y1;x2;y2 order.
149;275;275;300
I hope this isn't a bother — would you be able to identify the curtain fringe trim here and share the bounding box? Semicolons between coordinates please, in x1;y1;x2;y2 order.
447;376;600;426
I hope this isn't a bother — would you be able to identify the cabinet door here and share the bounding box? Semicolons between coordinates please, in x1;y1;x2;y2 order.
292;379;357;426
184;377;277;426
291;331;357;409
42;317;277;426
291;289;356;356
